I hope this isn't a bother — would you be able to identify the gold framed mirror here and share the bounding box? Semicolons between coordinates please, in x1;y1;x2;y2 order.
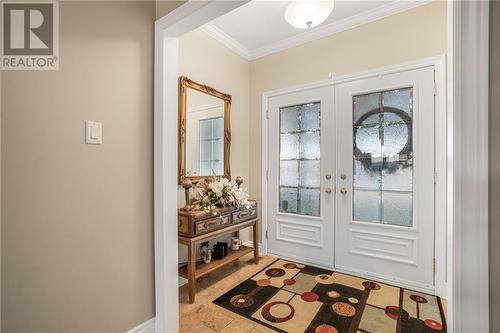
178;76;231;184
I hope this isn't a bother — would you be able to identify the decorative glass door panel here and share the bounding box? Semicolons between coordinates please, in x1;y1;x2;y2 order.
267;86;335;268
279;102;321;217
353;88;413;226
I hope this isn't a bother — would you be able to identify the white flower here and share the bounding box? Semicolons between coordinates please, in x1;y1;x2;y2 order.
209;180;224;197
232;187;250;207
221;178;231;187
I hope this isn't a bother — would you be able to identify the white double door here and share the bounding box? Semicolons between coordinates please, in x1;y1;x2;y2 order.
267;66;436;291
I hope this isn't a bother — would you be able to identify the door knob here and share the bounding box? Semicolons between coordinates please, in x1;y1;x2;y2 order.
340;187;347;194
325;187;332;194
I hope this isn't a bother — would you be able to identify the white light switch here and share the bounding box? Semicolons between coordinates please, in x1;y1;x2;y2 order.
85;121;102;145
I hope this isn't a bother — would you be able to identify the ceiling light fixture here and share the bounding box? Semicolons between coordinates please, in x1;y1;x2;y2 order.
284;0;335;29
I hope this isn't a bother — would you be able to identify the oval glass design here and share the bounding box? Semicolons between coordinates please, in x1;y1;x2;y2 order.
352;88;414;227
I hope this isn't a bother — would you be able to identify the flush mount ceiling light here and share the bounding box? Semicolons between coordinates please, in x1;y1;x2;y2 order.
284;0;335;29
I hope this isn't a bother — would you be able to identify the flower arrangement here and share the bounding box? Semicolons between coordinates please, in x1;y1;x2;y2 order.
195;176;250;212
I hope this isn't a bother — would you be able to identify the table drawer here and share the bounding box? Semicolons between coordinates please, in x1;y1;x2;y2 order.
232;206;257;224
195;214;230;235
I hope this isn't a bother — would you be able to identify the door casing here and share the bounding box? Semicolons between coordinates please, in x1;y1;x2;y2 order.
261;55;447;297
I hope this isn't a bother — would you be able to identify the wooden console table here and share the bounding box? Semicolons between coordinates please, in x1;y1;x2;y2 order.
178;218;259;304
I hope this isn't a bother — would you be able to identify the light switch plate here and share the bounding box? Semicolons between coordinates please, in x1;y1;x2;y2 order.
85;121;102;145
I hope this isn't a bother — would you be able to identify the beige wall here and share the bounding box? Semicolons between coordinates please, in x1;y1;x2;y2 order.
178;28;250;198
177;29;251;260
248;2;448;235
1;2;158;332
490;2;500;331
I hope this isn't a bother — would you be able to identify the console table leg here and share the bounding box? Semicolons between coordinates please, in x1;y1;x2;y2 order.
253;222;259;265
187;242;196;304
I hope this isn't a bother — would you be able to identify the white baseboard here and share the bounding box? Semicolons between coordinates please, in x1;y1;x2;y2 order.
126;318;155;333
243;241;266;256
178;275;188;288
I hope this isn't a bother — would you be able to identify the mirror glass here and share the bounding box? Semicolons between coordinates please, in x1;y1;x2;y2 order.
185;87;225;177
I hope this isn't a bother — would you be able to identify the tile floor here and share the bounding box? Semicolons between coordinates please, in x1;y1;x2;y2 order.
179;254;277;333
178;253;448;333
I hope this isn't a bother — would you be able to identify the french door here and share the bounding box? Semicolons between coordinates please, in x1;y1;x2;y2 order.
267;86;335;268
266;65;436;292
335;67;435;292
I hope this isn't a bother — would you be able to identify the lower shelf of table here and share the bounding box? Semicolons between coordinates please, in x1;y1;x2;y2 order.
179;245;254;279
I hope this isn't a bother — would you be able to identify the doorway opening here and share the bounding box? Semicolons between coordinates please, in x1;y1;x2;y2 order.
154;1;490;332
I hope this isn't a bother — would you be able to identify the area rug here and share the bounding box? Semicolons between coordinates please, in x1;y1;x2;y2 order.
213;259;446;333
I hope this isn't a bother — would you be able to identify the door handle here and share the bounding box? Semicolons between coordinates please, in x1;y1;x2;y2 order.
325;187;332;194
340;187;347;194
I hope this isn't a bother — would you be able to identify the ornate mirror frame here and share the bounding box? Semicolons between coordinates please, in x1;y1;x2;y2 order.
178;76;232;184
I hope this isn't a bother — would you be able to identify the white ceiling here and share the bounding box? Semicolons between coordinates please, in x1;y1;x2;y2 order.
201;0;430;60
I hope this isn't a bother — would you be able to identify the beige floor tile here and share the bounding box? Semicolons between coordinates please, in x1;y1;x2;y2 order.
441;297;448;321
219;317;256;333
249;328;266;333
250;324;278;333
203;315;233;332
179;304;212;332
212;304;239;320
179;254;277;332
186;323;218;333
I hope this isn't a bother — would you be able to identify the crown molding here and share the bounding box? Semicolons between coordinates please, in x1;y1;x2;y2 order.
200;22;252;60
188;101;224;113
201;0;432;61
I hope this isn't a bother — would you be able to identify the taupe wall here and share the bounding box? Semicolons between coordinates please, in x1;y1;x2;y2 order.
156;1;185;20
490;2;500;331
1;2;158;332
248;1;448;237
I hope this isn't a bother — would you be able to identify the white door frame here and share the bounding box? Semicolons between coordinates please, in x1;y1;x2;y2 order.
261;55;447;293
154;1;489;333
153;2;248;332
448;1;490;333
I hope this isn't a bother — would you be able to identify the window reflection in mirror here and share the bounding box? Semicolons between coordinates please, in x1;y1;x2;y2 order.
185;88;225;177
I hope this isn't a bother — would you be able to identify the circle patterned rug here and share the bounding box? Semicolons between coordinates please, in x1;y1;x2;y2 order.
213;259;447;333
